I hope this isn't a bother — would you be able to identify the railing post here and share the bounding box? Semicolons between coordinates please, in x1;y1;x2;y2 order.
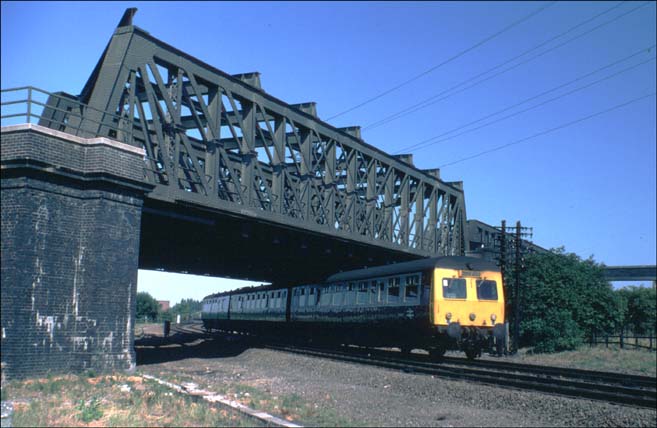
620;331;624;349
605;335;608;348
27;87;32;123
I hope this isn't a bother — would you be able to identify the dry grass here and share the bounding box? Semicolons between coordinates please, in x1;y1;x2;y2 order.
147;370;355;427
2;372;249;427
512;346;657;376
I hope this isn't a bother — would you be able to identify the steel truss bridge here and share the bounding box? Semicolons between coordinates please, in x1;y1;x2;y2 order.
4;8;467;282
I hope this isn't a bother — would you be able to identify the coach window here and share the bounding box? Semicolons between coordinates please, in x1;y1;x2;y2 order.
357;282;369;304
377;280;386;303
387;277;400;303
476;280;498;300
344;282;355;306
320;286;330;306
333;284;343;306
300;288;306;307
442;278;466;299
405;275;419;301
309;287;317;306
369;281;377;304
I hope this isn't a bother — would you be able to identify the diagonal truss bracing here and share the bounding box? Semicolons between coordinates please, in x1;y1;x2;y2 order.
67;17;466;257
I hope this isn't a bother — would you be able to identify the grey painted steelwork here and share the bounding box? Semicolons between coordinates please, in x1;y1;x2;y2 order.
43;8;466;257
603;265;656;282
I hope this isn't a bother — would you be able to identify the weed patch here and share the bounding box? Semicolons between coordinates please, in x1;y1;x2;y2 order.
76;397;103;423
2;373;242;427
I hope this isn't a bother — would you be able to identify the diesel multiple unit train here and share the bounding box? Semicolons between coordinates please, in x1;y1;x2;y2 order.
202;256;506;359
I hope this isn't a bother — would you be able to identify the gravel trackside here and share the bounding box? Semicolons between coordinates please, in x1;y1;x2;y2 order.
136;337;657;427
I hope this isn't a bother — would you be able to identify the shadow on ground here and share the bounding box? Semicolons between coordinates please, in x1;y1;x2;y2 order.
135;333;254;366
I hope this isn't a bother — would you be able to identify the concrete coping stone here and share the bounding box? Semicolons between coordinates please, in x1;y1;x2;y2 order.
1;123;145;157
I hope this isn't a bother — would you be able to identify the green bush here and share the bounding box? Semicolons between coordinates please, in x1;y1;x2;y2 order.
523;308;583;353
615;286;656;335
514;248;618;353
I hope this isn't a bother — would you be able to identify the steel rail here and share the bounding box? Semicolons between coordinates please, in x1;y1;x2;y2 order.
263;343;657;409
360;347;657;389
170;323;656;409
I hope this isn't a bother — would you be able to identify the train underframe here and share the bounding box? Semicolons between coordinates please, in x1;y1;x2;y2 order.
203;318;506;360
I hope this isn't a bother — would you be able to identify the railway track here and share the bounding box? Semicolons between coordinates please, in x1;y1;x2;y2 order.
168;322;657;409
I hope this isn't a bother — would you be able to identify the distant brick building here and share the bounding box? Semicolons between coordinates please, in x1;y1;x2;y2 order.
158;300;170;312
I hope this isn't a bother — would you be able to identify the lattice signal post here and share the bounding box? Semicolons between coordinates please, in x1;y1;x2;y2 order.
497;220;534;354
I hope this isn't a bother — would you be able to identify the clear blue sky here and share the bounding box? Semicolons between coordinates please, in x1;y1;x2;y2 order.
2;1;655;304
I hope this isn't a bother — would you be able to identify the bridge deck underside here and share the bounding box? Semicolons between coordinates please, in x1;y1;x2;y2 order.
139;200;420;284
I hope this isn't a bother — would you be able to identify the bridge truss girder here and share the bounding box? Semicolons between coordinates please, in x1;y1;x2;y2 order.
68;14;466;258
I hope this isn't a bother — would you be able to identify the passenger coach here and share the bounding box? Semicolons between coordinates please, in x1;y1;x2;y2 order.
202;256;506;359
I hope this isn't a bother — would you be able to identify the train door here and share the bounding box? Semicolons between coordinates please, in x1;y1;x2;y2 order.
285;288;292;322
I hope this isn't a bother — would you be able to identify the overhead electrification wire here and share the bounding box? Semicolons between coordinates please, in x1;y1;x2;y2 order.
364;1;649;132
395;46;656;154
325;1;557;121
437;91;656;169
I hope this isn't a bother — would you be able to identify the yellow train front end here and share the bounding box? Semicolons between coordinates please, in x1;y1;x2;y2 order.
431;265;506;359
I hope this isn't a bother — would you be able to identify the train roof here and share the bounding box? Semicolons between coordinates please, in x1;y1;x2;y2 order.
325;256;500;283
202;283;283;300
202;256;499;301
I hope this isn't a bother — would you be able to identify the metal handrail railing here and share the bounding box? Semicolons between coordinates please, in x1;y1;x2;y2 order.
1;86;133;144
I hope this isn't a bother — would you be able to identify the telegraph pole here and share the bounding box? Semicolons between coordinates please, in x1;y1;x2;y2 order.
513;221;522;354
498;220;508;354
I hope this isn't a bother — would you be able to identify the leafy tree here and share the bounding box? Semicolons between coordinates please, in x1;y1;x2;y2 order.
615;286;656;335
514;247;618;353
136;291;159;322
169;298;202;321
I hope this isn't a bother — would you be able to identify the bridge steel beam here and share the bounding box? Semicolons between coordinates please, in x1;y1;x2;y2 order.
67;18;466;259
604;265;657;282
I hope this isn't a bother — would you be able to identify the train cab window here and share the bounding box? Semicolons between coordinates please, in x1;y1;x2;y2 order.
357;282;369;304
387;277;400;303
405;275;419;301
442;278;466;299
476;280;498;300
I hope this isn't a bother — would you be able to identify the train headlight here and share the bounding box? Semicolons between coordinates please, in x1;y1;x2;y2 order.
445;312;452;322
469;313;476;321
491;314;497;323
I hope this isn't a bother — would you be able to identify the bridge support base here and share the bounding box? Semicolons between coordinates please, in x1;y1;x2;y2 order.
1;124;152;379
